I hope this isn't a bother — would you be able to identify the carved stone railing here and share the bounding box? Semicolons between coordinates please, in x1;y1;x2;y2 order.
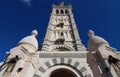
38;51;87;58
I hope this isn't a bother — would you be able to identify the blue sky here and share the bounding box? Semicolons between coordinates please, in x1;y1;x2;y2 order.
0;0;120;61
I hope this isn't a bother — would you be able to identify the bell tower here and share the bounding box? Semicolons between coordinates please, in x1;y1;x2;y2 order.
42;2;86;51
33;2;93;77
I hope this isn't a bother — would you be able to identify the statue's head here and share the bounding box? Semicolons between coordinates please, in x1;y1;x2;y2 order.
31;30;38;37
88;30;95;37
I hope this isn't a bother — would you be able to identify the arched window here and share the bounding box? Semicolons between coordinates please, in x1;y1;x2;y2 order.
56;9;59;14
50;68;77;77
61;9;64;14
61;32;63;36
65;9;69;14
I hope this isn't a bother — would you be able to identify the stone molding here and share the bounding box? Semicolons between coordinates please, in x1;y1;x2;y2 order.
38;51;87;58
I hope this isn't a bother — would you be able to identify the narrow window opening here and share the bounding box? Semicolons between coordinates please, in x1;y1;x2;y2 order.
61;32;63;36
61;9;64;14
65;9;69;14
56;9;59;14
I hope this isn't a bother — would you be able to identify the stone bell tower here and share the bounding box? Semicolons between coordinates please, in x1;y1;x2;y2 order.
41;2;86;51
34;2;93;77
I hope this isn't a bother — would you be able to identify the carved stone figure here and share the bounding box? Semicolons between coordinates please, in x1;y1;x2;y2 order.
88;30;109;51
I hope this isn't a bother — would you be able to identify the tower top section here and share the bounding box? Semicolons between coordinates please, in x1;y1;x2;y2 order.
52;2;72;9
41;2;86;51
51;2;73;17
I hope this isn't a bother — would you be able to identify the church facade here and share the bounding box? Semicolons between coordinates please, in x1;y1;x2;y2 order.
0;2;120;77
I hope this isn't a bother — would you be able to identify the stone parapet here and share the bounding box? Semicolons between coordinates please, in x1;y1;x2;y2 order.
38;51;87;58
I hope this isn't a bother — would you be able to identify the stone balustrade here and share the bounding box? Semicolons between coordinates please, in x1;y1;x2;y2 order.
38;51;87;58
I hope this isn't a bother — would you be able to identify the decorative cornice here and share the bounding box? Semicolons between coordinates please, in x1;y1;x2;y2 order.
38;52;87;58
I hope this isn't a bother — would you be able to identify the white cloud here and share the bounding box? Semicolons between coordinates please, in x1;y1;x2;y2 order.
22;0;31;6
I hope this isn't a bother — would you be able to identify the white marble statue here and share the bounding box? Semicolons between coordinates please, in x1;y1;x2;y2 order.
88;30;109;51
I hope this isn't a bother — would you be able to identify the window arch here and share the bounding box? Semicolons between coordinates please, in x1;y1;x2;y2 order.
56;9;59;14
65;9;69;14
50;68;77;77
61;32;63;36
